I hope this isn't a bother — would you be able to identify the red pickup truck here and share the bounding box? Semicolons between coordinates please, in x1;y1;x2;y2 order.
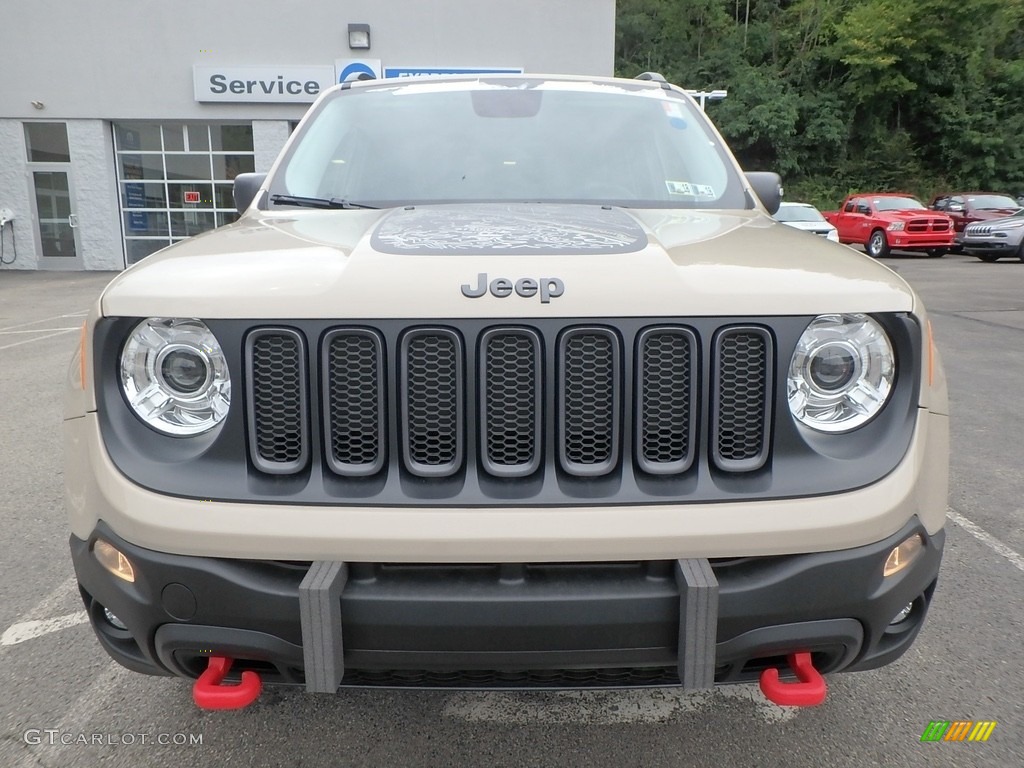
822;194;955;258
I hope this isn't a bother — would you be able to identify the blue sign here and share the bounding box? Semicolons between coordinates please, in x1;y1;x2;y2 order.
336;58;382;83
383;67;524;78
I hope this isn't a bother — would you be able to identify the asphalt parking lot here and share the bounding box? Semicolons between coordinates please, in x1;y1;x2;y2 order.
0;252;1021;767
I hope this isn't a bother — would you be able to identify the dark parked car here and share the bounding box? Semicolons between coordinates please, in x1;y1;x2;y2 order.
929;193;1020;250
960;209;1024;262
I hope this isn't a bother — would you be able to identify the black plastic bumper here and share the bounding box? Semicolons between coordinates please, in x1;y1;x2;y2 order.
71;518;943;689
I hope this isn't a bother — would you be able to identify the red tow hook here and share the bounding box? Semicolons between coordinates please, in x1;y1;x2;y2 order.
758;652;827;707
192;656;262;710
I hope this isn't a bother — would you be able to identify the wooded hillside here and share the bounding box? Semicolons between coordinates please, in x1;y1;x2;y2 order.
615;0;1024;208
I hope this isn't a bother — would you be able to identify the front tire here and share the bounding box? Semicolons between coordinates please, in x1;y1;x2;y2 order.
976;254;1000;263
866;230;890;258
926;249;946;258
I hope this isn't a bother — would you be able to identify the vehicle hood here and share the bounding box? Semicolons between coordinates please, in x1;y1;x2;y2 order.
970;208;1020;221
967;212;1024;229
878;209;949;221
101;204;916;318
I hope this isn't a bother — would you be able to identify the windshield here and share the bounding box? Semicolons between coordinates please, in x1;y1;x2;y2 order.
873;197;925;211
967;194;1017;209
775;205;825;223
271;79;748;209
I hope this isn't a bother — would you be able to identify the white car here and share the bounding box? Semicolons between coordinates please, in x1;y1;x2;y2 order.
774;202;840;242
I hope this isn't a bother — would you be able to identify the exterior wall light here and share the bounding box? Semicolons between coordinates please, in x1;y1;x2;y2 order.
348;23;371;50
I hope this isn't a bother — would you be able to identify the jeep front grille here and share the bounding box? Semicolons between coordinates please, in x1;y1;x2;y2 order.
243;320;773;485
98;313;921;505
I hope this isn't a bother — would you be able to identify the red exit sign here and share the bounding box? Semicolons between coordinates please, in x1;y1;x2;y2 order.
184;191;201;204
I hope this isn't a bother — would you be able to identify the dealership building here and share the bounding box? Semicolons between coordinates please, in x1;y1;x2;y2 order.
0;1;614;271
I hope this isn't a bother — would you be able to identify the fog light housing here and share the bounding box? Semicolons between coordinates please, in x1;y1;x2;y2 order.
889;601;915;625
103;607;128;630
883;534;923;577
94;540;136;583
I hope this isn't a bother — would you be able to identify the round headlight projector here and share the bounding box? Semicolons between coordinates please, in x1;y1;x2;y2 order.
120;318;231;436
787;314;894;433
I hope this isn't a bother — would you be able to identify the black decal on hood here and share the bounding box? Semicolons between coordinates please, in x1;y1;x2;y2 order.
371;204;648;255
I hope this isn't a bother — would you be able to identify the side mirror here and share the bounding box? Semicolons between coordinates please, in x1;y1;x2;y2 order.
949;204;964;212
745;172;783;215
233;173;268;214
856;204;871;215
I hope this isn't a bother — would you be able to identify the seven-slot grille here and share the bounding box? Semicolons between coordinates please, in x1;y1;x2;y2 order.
245;323;773;480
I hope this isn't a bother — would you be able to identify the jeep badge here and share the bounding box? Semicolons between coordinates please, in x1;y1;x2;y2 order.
461;273;565;303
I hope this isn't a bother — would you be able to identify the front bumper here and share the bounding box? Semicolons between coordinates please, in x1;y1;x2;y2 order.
961;236;1024;256
72;518;943;689
887;232;955;250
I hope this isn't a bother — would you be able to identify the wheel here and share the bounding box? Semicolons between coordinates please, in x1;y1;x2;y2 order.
1018;241;1024;263
866;229;890;258
926;248;946;258
976;254;1000;263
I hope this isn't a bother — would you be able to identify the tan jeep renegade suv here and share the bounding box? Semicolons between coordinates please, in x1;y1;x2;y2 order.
64;73;948;708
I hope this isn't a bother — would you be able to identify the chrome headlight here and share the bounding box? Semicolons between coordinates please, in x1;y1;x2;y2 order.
120;318;231;436
787;314;894;433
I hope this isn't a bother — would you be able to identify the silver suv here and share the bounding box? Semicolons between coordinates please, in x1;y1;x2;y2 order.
65;73;948;709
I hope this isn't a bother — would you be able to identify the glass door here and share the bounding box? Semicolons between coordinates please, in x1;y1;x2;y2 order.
31;166;81;268
24;122;81;270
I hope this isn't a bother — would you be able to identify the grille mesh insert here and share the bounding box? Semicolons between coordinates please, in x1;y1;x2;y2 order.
483;331;540;474
560;330;618;473
714;329;770;468
639;329;694;471
249;332;305;469
403;331;462;473
326;331;383;473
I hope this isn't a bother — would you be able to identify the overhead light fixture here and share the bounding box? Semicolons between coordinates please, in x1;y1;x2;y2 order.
348;23;371;50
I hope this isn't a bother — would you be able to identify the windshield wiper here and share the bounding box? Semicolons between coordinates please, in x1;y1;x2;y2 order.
270;194;378;210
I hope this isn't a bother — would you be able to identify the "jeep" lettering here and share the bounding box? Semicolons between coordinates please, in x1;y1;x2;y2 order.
461;273;565;303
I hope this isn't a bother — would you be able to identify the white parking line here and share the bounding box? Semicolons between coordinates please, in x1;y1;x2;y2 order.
0;327;81;335
0;311;88;333
0;577;82;648
1;612;89;646
948;508;1024;573
0;328;78;351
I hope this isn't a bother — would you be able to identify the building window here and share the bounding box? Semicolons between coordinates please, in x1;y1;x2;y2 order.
25;122;71;163
113;122;254;264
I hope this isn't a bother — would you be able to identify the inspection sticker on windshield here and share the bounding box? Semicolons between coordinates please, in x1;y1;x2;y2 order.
661;100;688;129
666;180;715;197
